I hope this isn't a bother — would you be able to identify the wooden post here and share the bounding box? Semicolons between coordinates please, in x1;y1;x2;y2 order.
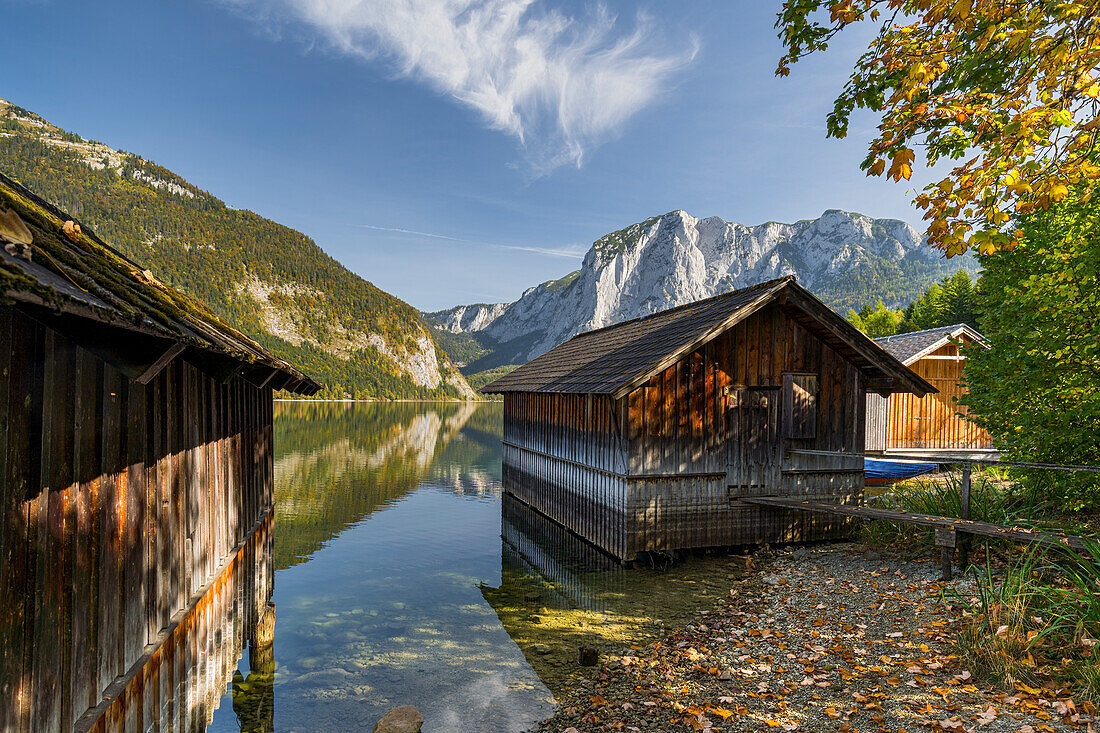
958;462;972;571
934;527;957;581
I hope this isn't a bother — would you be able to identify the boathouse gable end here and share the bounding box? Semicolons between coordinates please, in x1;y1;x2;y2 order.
486;277;935;561
0;172;315;731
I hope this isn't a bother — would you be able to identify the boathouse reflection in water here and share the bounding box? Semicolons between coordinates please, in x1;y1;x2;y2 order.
231;599;275;733
483;493;747;699
499;493;626;612
83;513;275;732
87;401;745;731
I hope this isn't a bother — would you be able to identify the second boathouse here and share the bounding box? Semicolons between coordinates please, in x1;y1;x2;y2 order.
483;276;935;561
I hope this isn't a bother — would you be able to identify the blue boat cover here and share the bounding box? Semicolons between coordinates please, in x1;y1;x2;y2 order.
864;458;937;480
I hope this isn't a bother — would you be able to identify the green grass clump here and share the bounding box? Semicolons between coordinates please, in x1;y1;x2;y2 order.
947;541;1100;701
862;468;1039;551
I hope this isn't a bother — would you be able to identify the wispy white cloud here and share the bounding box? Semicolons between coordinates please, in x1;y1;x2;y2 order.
219;0;696;173
358;222;585;258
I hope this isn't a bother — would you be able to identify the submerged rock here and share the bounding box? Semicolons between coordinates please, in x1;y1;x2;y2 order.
372;705;423;733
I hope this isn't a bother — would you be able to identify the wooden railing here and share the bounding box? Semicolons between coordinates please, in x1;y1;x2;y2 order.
780;449;1099;579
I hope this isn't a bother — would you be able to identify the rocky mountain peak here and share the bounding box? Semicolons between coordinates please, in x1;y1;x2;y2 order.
426;209;977;375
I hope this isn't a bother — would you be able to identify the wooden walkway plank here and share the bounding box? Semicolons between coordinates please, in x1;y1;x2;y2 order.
740;496;1092;551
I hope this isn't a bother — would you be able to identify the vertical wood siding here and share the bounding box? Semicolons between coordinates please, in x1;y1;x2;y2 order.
0;308;277;732
502;392;629;559
80;511;274;733
864;394;888;452
881;341;993;451
500;303;865;561
621;304;862;556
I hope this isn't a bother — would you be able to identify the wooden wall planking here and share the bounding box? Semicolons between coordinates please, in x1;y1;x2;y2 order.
82;510;274;733
876;340;993;451
0;307;277;733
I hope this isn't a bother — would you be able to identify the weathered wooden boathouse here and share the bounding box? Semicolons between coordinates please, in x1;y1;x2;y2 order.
0;172;317;732
483;277;935;561
865;324;993;456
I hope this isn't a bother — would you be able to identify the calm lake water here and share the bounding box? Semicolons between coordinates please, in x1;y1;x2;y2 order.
206;401;743;733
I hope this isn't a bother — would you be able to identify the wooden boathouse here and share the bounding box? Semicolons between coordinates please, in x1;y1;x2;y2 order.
865;324;993;456
483;277;935;562
0;172;317;732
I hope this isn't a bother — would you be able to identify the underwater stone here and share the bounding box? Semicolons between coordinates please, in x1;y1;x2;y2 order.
372;705;423;733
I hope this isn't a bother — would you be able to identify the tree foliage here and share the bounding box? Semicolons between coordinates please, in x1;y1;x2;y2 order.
776;0;1100;255
846;270;980;335
847;299;906;336
962;188;1100;508
903;269;981;330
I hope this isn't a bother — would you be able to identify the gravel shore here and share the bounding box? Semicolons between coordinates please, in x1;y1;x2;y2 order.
532;543;1095;733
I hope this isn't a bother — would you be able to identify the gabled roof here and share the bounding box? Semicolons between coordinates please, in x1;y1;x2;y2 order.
874;324;987;365
483;276;936;399
0;171;319;394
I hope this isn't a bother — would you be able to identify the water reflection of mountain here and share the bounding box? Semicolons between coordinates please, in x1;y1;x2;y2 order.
273;401;502;569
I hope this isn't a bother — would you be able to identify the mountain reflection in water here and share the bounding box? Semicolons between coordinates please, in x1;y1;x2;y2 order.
209;401;557;733
203;401;741;733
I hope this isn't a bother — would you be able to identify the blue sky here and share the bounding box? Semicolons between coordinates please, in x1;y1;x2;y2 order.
1;0;928;311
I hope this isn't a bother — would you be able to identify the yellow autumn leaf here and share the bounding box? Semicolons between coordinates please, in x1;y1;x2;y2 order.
888;148;915;181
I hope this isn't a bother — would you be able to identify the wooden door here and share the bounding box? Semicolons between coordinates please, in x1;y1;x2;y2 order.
727;387;781;499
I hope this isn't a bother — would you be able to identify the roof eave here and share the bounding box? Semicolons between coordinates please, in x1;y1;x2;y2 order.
903;325;989;365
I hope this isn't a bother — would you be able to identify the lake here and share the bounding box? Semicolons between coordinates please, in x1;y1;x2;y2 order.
207;401;744;733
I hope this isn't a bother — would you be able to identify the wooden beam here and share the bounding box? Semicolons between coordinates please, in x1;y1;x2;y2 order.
134;342;185;385
19;306;187;386
863;377;895;393
241;367;279;389
181;349;245;385
788;448;1100;474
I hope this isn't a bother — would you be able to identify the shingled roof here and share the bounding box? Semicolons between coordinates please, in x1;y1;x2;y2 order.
0;171;319;394
483;276;935;399
874;324;987;365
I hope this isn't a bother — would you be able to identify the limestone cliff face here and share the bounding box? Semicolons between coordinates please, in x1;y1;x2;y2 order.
429;303;512;334
430;209;975;369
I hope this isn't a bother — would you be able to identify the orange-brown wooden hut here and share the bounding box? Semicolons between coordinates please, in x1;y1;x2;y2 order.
0;172;317;732
865;324;993;456
483;277;935;561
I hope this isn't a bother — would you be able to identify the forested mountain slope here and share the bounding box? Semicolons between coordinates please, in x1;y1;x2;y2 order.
0;97;474;400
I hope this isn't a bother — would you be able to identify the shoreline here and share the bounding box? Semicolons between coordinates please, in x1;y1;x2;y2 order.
273;398;498;403
533;543;1090;732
